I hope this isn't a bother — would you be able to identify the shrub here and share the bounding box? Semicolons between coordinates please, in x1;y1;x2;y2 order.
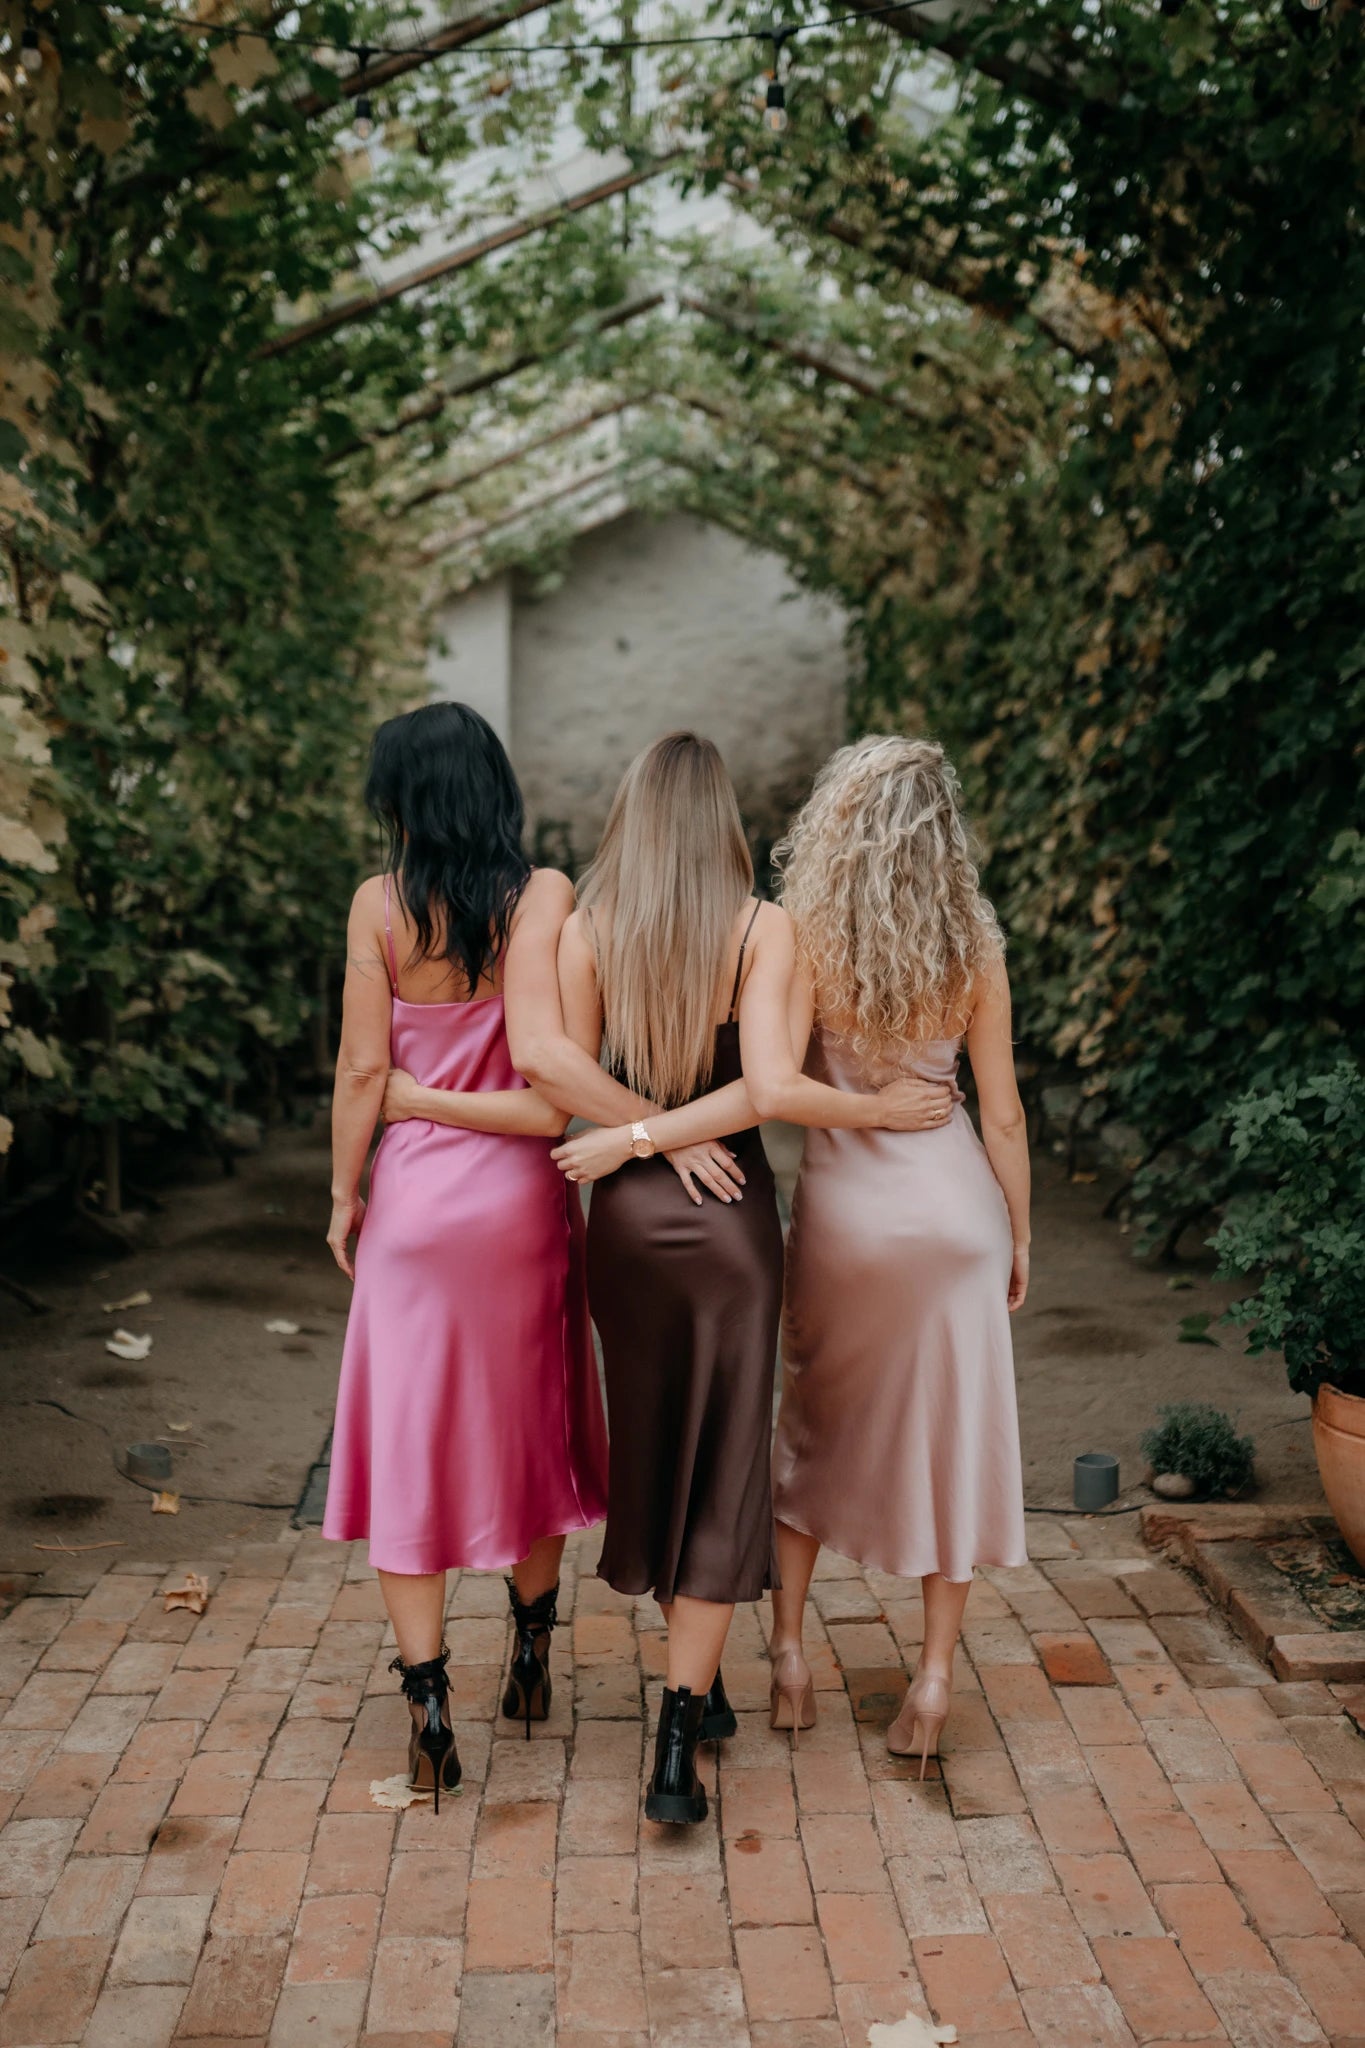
1141;1404;1256;1500
1212;1060;1365;1402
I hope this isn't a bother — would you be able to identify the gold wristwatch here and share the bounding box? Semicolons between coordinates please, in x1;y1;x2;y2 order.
630;1120;656;1160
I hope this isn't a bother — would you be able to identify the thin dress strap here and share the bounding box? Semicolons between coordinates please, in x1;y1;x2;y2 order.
382;874;400;995
727;899;762;1022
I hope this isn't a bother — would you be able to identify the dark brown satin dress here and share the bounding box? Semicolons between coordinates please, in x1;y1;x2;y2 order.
587;911;784;1605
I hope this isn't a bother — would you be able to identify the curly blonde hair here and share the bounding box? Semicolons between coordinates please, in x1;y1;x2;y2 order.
775;736;1003;1054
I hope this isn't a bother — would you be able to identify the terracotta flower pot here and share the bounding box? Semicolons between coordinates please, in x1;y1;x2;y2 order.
1313;1382;1365;1570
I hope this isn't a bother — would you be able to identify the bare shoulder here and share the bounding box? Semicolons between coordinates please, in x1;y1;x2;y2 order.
751;899;795;953
349;873;388;925
513;866;575;928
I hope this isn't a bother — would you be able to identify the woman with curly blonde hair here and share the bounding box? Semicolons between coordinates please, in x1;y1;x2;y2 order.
740;736;1030;1772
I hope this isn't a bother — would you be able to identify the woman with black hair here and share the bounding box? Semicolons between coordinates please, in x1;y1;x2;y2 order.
322;701;610;1808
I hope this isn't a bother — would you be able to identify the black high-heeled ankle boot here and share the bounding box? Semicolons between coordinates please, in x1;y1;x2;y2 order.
699;1666;738;1742
502;1578;559;1739
390;1648;461;1813
645;1685;708;1825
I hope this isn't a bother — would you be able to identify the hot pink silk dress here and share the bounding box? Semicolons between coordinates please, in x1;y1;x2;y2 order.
323;887;609;1575
772;1028;1026;1583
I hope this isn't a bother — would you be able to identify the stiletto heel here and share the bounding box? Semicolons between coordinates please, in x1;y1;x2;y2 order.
888;1670;951;1778
502;1578;558;1740
390;1648;461;1814
768;1647;817;1750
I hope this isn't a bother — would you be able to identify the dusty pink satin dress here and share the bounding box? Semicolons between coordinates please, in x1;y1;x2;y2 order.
772;1028;1026;1583
323;894;609;1575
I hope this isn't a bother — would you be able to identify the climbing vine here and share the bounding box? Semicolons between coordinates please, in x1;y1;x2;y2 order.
2;0;1362;1257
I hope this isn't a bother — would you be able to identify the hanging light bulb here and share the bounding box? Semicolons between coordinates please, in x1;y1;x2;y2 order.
1299;0;1327;11
352;47;373;142
19;21;42;74
764;77;787;133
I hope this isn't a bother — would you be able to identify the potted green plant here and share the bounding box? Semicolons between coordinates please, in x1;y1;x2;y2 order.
1213;1059;1365;1565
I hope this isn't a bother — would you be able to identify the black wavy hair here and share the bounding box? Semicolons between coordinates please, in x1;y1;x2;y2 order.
364;701;531;997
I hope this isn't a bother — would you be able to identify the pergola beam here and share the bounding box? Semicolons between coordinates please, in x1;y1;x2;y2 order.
396;397;634;512
258;157;680;358
293;1;559;119
850;0;1075;114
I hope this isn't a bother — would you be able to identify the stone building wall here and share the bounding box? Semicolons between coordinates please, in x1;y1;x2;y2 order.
428;510;849;870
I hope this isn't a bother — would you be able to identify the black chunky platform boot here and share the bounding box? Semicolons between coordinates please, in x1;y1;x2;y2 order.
390;1648;461;1813
699;1666;738;1742
644;1684;708;1825
502;1578;559;1738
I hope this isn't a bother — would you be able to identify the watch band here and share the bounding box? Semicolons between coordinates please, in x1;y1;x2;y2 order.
631;1120;654;1158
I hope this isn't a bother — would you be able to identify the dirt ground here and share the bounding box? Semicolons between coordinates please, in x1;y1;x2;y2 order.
0;1116;1321;1582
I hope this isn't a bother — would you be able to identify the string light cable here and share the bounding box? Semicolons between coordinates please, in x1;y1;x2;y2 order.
101;0;946;68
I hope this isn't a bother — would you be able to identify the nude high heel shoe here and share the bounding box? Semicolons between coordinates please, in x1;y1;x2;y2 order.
888;1670;951;1779
769;1646;817;1749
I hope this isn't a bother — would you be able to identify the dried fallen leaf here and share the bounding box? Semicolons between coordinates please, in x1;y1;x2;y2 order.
868;2015;958;2046
265;1318;300;1335
163;1570;209;1613
166;1420;192;1433
369;1773;434;1810
106;1329;152;1360
151;1490;180;1515
33;1539;124;1554
102;1289;152;1313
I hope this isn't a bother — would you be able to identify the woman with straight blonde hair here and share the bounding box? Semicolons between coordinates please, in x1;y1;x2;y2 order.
543;731;950;1824
740;736;1030;1775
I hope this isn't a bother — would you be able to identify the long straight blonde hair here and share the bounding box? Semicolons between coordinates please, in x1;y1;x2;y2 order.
776;736;1003;1056
577;732;753;1107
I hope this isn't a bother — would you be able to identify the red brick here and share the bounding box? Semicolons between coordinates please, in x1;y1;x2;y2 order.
1176;1780;1281;1852
378;1850;469;1937
79;1777;173;1855
95;1642;182;1695
2;1667;95;1728
263;1717;346;1780
1112;1808;1222;1886
285;1892;380;1983
1116;1663;1202;1721
555;1929;648;2032
201;1690;287;1754
305;1813;395;1895
1200;1969;1326;2047
177;1931;289;2037
35;1852;141;1939
40;1616;127;1671
940;1750;1027;1818
555;1856;639;1933
800;1811;889;1893
115;1718;199;1784
137;1813;239;1896
1232;1740;1336;1814
1273;1809;1365;1892
1060;1688;1143;1746
1220;1849;1340;1942
13;1746;116;1819
792;1748;871;1814
109;1892;213;1985
560;1777;639;1857
725;1834;813;1926
1088;1742;1177;1813
1037;1634;1115;1687
0;1814;80;1892
1053;1853;1163;1938
1091;1934;1222;2040
986;1892;1101;1989
470;1798;557;1879
1270;1932;1365;2037
148;1667;229;1723
0;1895;43;1991
235;1777;327;1854
1152;1882;1276;1975
210;1850;307;1937
913;1931;1027;2035
0;1930;112;2040
735;1925;835;2021
719;1768;796;1839
639;1872;732;1970
818;1891;912;1983
465;1874;553;1969
171;1751;259;1818
1199;1688;1290;1746
1019;1982;1142;2047
978;1663;1064;1723
1034;1785;1124;1857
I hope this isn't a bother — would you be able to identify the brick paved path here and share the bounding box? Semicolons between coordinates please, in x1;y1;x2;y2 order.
2;1515;1363;2047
